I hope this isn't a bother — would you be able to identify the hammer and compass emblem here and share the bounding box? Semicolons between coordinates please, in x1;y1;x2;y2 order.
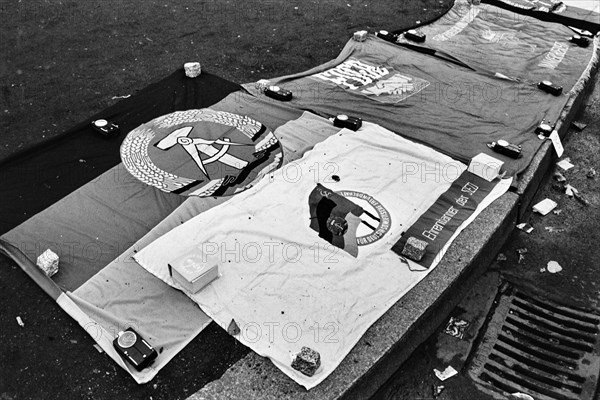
155;126;250;179
120;109;283;197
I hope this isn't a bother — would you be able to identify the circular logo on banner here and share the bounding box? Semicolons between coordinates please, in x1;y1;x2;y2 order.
336;190;391;246
120;109;283;197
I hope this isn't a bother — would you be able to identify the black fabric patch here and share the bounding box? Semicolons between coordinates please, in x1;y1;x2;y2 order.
0;70;241;235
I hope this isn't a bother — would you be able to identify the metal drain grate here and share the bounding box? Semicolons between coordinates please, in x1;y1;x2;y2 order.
468;286;600;400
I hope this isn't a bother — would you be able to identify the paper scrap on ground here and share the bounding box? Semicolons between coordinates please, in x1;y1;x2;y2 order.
443;317;471;339
549;130;564;157
571;121;587;131
16;316;24;327
556;158;574;171
509;393;535;400
547;261;563;273
533;199;558;215
516;223;534;233
565;184;578;197
434;365;458;381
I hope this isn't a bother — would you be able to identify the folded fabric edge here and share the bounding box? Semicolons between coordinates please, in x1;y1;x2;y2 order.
0;238;212;384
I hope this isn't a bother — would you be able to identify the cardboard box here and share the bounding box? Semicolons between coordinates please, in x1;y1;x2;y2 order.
468;153;503;182
168;249;219;294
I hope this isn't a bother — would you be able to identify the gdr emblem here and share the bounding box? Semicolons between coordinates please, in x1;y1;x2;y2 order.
308;184;391;257
121;109;283;197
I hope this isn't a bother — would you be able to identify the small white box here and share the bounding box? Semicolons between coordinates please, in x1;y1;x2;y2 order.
184;62;201;78
468;153;503;182
353;30;368;42
36;249;59;277
168;250;219;294
255;79;271;92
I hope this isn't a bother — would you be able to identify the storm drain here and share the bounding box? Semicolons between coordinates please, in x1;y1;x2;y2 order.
468;285;600;400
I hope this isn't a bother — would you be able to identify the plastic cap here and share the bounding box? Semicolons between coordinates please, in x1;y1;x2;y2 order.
117;331;137;348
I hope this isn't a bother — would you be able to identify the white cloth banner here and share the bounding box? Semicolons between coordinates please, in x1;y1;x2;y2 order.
135;122;509;388
563;0;600;13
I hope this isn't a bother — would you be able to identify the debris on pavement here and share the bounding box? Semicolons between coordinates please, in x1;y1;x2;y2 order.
111;94;131;100
571;120;587;131
533;199;557;215
517;248;528;264
93;344;104;353
587;167;596;179
573;190;590;206
443;317;471;339
544;226;565;233
70;339;78;344
497;253;507;261
553;171;566;182
16;316;24;327
556;158;574;171
434;365;458;381
516;223;534;233
547;261;563;274
509;392;535;400
432;384;445;397
553;209;562;215
564;184;578;197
